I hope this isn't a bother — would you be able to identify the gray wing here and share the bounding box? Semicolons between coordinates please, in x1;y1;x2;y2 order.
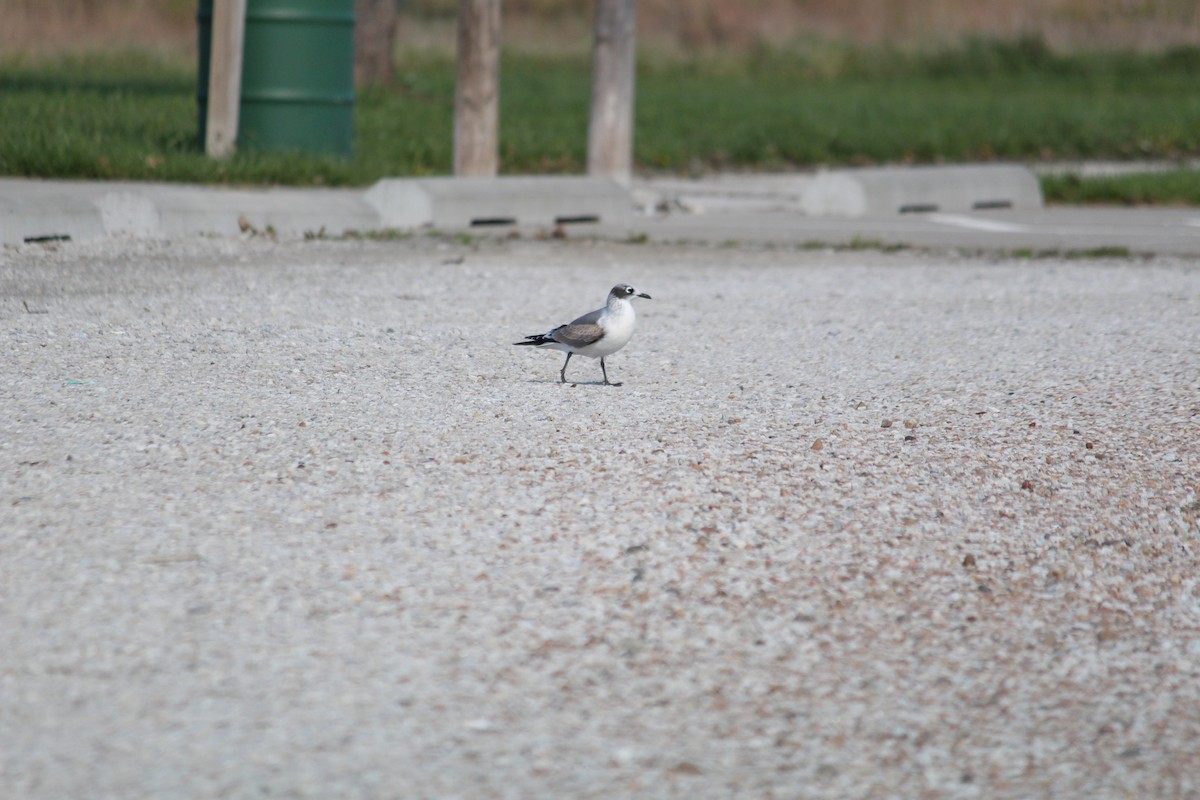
551;323;605;348
570;307;604;326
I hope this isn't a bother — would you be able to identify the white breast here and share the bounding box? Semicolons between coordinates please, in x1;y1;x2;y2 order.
580;301;636;358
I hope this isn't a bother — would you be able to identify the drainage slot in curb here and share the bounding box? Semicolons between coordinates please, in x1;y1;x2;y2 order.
972;199;1014;210
24;234;72;243
899;203;939;214
554;215;601;225
470;217;518;227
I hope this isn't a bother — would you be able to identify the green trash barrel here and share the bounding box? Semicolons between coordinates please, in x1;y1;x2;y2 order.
197;0;355;156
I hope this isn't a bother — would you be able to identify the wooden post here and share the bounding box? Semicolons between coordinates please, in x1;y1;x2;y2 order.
454;0;500;176
355;0;399;87
206;0;247;159
588;0;636;184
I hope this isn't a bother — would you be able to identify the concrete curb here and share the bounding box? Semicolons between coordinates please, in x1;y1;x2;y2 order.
799;164;1043;217
366;176;631;230
0;179;376;244
0;176;632;246
6;166;1198;255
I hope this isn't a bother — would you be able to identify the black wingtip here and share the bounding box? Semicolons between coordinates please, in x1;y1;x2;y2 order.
515;332;557;346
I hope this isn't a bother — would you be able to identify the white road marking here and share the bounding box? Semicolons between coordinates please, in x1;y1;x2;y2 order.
925;213;1033;234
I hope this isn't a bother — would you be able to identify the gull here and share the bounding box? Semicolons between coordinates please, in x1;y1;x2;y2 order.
514;283;652;386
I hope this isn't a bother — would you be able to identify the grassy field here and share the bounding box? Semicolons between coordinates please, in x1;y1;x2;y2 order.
2;41;1199;203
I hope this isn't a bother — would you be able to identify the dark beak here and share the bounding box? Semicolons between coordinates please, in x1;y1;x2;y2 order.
637;292;652;300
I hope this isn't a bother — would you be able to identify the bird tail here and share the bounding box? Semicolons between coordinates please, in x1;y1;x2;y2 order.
513;331;556;346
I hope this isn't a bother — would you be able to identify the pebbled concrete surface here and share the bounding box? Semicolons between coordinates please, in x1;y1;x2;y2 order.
2;234;1199;799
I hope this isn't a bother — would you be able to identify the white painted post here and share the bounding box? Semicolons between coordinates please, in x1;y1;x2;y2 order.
206;0;247;159
588;0;636;184
454;0;501;176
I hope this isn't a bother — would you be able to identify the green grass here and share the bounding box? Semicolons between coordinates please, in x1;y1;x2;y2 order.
636;39;1200;169
2;40;1200;203
1041;169;1200;205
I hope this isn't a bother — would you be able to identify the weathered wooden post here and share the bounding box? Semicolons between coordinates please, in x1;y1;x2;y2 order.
587;0;636;184
355;0;399;87
454;0;501;176
205;0;247;159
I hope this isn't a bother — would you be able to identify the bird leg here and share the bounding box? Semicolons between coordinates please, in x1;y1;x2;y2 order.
559;352;573;383
601;357;623;387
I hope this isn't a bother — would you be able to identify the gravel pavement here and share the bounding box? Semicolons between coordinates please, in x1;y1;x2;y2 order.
2;234;1199;799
